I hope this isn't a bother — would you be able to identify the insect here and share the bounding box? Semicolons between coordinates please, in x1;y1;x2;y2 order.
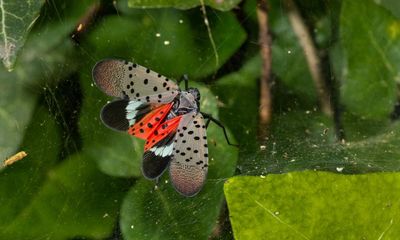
92;59;237;197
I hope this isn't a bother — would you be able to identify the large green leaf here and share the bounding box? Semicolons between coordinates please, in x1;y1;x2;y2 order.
120;83;239;240
225;172;400;239
127;0;240;11
83;9;246;79
341;0;400;119
0;0;44;70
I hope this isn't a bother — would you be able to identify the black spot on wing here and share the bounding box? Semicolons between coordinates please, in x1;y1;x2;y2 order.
100;99;129;131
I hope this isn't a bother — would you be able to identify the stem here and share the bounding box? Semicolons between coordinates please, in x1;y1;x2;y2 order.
199;0;220;75
285;0;333;116
257;0;272;136
70;2;103;43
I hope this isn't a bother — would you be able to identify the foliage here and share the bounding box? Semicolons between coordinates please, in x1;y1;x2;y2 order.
0;0;400;239
225;172;400;239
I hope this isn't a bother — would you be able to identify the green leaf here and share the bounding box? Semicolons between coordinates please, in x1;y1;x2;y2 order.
0;0;44;70
0;69;37;162
126;0;240;11
377;0;400;19
225;172;400;239
83;9;246;79
0;104;60;232
120;83;238;240
341;0;400;119
2;152;130;239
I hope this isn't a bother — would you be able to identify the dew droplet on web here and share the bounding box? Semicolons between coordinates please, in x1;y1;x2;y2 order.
287;50;292;54
155;33;161;37
163;40;170;45
274;211;280;215
179;19;184;24
260;145;266;150
130;225;134;229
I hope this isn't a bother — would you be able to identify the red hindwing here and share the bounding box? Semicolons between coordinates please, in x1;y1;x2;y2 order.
128;103;173;139
144;115;182;151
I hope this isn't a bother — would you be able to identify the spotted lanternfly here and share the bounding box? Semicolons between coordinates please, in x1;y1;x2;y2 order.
93;59;236;197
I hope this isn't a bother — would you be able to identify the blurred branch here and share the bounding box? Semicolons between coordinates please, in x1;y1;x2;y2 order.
209;200;233;239
70;1;105;43
285;0;333;116
257;0;272;137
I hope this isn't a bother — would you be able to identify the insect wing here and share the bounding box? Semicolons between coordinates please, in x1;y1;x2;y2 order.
100;99;165;132
143;115;182;151
169;112;208;197
141;115;182;179
100;99;132;131
128;102;173;140
93;59;179;103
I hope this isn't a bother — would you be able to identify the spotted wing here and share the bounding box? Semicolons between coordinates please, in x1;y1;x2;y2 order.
128;103;174;140
100;99;169;132
93;59;179;104
141;116;183;179
169;112;208;197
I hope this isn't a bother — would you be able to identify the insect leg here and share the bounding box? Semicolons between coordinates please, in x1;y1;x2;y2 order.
177;74;189;90
205;118;211;128
201;112;239;147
